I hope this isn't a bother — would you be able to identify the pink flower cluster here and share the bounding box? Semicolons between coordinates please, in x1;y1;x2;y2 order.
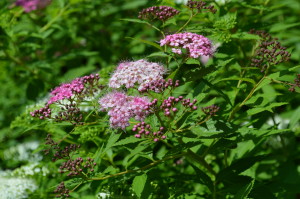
47;74;100;104
160;32;213;58
99;92;151;129
109;59;166;91
15;0;51;12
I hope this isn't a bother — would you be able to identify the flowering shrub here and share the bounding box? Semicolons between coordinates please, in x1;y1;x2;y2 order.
1;0;300;199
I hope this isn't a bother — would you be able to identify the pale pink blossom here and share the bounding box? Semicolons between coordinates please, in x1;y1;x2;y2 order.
109;59;166;91
160;32;213;58
99;92;151;129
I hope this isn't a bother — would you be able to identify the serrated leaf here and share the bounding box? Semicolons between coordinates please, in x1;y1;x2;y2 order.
234;179;255;199
190;164;214;191
215;77;255;85
270;22;300;32
254;72;280;92
202;79;233;106
125;37;162;51
120;18;148;24
247;102;288;115
147;52;169;58
100;133;121;157
132;174;147;198
113;136;144;146
290;107;300;129
231;32;260;40
288;65;300;71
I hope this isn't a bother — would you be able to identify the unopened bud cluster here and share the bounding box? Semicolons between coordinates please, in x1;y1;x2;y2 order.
54;103;83;125
201;105;220;116
30;105;51;119
289;74;300;92
249;29;291;72
161;96;198;117
132;122;167;142
59;157;96;177
54;182;70;198
44;134;80;162
139;79;180;93
187;0;217;14
138;6;180;22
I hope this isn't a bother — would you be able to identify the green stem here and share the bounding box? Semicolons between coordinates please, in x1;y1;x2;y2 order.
3;50;23;65
89;153;183;181
146;22;165;38
40;4;70;33
228;75;266;121
176;12;195;33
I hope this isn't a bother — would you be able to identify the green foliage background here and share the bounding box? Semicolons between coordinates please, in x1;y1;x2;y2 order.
0;0;300;198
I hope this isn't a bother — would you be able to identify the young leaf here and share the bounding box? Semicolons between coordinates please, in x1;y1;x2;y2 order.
132;173;147;198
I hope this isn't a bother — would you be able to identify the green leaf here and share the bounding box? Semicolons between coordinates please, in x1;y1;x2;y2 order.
100;133;121;157
120;18;148;24
125;37;162;51
254;72;280;93
288;65;300;72
190;164;214;192
247;102;288;115
214;77;255;85
270;22;300;32
202;79;233;106
132;173;147;198
147;52;169;58
234;179;255;199
113;136;144;146
231;32;260;40
26;79;44;101
290;107;300;129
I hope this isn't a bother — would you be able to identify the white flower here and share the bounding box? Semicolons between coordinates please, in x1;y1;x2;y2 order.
3;141;42;162
0;177;37;199
12;162;49;177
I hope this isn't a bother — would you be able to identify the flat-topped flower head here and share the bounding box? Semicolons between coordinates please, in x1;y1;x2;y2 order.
15;0;51;12
138;6;180;22
109;59;166;91
48;74;100;104
99;92;151;129
160;32;214;58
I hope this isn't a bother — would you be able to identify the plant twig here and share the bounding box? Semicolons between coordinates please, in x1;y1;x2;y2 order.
89;153;183;181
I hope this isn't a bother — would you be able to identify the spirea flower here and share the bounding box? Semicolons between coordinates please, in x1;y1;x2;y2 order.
99;92;151;129
15;0;51;12
138;6;180;22
160;32;214;58
109;60;166;91
48;74;100;104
